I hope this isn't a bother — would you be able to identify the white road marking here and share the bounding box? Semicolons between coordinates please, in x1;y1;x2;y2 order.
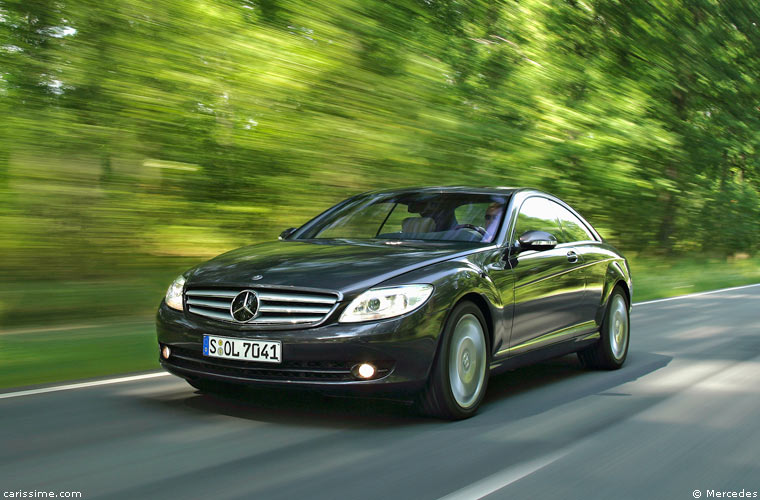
437;449;569;500
633;283;760;307
0;319;153;336
0;372;171;400
1;282;758;401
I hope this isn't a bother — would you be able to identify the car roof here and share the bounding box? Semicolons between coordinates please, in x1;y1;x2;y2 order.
364;186;528;197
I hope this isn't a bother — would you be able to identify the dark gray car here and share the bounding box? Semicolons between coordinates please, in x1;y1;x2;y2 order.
157;187;632;419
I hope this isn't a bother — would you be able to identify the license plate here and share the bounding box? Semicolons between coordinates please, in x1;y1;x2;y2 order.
203;335;281;364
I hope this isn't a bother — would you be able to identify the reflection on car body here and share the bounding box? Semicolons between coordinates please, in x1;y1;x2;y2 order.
157;187;631;419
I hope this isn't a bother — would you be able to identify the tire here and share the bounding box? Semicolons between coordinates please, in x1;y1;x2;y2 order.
578;286;630;370
417;301;490;420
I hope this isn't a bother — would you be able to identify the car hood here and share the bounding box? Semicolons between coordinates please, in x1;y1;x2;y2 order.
186;240;482;294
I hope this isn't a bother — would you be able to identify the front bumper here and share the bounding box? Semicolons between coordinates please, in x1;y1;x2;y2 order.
156;300;443;396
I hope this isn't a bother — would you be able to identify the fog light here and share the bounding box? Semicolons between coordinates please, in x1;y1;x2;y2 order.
357;363;376;379
161;345;171;360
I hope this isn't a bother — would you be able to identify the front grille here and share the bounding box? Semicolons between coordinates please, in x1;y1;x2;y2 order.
185;286;339;325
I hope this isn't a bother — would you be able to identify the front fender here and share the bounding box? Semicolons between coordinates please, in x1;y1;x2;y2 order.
598;260;633;325
379;253;506;358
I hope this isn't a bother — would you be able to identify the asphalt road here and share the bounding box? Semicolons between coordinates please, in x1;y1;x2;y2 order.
2;285;759;500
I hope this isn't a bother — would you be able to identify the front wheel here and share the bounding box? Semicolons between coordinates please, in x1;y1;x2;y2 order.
417;301;490;420
578;286;630;370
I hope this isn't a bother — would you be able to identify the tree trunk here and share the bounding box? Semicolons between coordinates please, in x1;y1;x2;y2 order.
0;146;8;189
99;152;113;187
656;166;679;253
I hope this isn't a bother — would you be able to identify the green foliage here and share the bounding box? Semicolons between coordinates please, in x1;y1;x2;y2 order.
3;0;760;387
1;0;759;286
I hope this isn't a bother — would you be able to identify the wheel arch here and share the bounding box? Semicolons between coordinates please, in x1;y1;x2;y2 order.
427;291;495;370
598;260;632;326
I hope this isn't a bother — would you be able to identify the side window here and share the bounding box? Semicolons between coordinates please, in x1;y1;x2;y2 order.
513;197;563;243
454;201;505;243
554;204;594;243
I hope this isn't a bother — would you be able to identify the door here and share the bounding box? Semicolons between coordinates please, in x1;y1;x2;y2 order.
553;202;602;323
508;197;588;353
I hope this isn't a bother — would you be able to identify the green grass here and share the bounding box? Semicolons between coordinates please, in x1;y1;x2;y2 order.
0;256;758;391
629;255;760;302
0;321;157;390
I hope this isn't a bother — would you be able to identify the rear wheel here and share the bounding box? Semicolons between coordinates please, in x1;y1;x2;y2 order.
417;301;489;420
578;286;630;370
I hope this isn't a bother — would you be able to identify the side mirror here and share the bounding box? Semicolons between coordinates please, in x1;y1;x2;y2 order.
279;227;297;240
516;230;557;252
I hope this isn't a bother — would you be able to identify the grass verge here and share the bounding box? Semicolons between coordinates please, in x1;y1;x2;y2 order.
0;321;157;390
1;256;758;391
628;255;760;302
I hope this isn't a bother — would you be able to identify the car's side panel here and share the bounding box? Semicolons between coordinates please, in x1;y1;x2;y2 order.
485;190;630;361
495;191;591;356
489;333;600;374
507;246;588;352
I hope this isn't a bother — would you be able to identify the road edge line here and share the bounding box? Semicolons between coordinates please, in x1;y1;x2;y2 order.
2;282;758;400
0;372;170;400
633;282;760;307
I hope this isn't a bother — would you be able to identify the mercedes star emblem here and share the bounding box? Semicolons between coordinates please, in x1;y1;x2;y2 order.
230;289;260;322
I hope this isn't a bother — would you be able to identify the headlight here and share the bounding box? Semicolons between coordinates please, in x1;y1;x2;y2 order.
165;275;186;311
339;284;433;323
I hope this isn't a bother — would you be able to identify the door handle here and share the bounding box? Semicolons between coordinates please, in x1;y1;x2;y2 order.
566;250;579;263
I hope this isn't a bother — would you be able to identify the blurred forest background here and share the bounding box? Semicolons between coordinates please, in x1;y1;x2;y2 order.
2;0;760;385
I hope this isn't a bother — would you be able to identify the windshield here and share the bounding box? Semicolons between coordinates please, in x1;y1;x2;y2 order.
293;192;509;244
